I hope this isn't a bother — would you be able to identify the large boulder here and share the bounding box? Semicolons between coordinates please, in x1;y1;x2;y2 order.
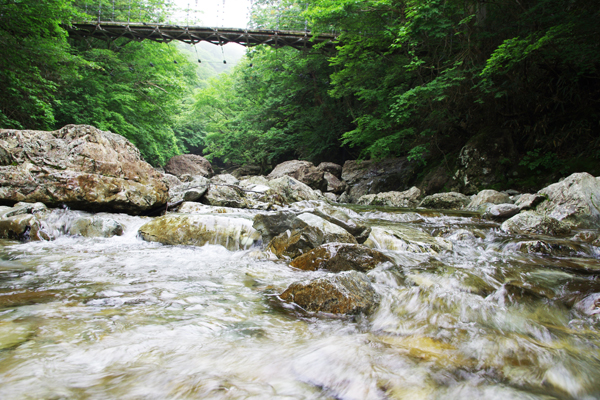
364;226;453;253
323;172;345;194
0;125;168;214
167;175;210;203
267;176;321;203
290;243;394;272
357;187;421;208
535;172;600;229
69;216;124;238
164;154;213;178
138;214;260;251
514;193;546;210
341;158;418;203
266;226;325;259
230;164;261;179
317;162;343;178
501;211;571;236
279;271;380;315
267;160;326;191
253;211;307;244
466;189;511;210
418;192;470;210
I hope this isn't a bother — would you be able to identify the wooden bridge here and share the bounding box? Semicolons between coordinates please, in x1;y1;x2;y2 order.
67;22;337;50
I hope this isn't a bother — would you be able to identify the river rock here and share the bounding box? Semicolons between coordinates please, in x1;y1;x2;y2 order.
267;226;325;259
267;176;321;203
418;192;470;210
482;203;520;220
279;271;380;315
323;172;345;194
253;211;308;244
211;173;239;186
535;172;600;229
0;125;168;214
296;213;358;244
317;162;343;178
267;160;326;191
69;216;124;238
341;158;418;202
164;154;214;178
466;189;511;210
290;243;394;272
323;192;338;202
357;187;421;208
501;211;571;236
230;164;261;178
515;193;546;210
0;320;35;350
0;202;47;218
364;226;453;253
168;175;210;203
0;214;50;241
299;204;371;244
202;184;247;208
574;293;600;316
138;214;260;251
514;240;580;257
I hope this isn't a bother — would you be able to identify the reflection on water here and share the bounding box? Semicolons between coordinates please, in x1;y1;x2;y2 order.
0;207;599;399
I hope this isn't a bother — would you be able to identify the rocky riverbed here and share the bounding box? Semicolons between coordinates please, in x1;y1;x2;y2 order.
1;126;600;398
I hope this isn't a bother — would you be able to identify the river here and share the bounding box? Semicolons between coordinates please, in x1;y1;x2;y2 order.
1;205;599;399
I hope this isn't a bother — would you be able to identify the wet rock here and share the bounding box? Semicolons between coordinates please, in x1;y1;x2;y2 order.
267;176;321;203
574;293;600;316
317;162;343;178
573;231;598;244
267;160;326;191
279;271;380;315
365;226;452;253
536;172;600;229
341;158;418;203
323;172;345;194
0;214;50;241
515;193;545;210
266;226;324;259
501;211;571;236
138;214;260;251
0;320;35;350
307;207;371;244
466;189;511;210
0;202;47;218
183;187;208;202
202;184;247;208
290;243;394;272
0;289;59;308
296;213;358;244
514;240;580;257
418;192;470;210
69;216;124;238
253;211;308;244
164;154;214;178
357;187;421;208
482;203;520;220
0;125;168;214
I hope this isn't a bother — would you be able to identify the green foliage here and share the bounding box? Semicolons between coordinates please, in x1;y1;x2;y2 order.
519;149;564;173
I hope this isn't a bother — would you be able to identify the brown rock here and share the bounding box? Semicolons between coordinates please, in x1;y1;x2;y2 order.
290;243;394;272
317;162;343;178
267;160;325;191
266;226;324;259
279;271;380;315
0;125;168;214
164;154;214;178
323;172;345;194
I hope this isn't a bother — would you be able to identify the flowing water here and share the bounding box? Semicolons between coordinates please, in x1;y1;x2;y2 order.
1;205;600;399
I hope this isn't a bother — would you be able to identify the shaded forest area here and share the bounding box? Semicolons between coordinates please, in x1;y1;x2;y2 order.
1;0;599;190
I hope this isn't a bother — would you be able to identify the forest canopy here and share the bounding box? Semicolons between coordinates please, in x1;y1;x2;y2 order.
0;0;598;177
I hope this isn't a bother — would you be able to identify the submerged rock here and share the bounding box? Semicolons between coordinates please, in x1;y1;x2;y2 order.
279;271;380;315
514;240;580;257
290;243;394;272
138;214;260;251
0;214;50;241
536;172;600;229
0;125;168;214
0;320;35;350
253;211;307;244
267;226;324;259
418;192;470;210
501;211;571;236
164;154;213;178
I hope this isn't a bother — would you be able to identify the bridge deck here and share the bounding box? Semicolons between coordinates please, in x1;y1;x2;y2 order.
67;22;336;50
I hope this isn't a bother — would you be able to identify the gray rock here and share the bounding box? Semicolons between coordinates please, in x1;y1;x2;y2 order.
536;172;600;229
296;213;358;244
0;214;50;241
0;125;168;214
253;211;308;244
164;154;214;178
515;193;546;210
501;211;571;236
483;203;520;220
138;214;260;251
357;187;421;208
279;271;380;315
167;175;210;204
267;160;326;191
211;173;239;186
365;225;453;253
317;162;343;178
0;202;47;218
323;172;345;194
267;226;325;259
202;184;247;208
230;164;261;178
418;192;470;210
267;176;321;204
69;216;124;238
514;240;580;257
467;189;511;210
183;187;208;202
323;192;338;202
